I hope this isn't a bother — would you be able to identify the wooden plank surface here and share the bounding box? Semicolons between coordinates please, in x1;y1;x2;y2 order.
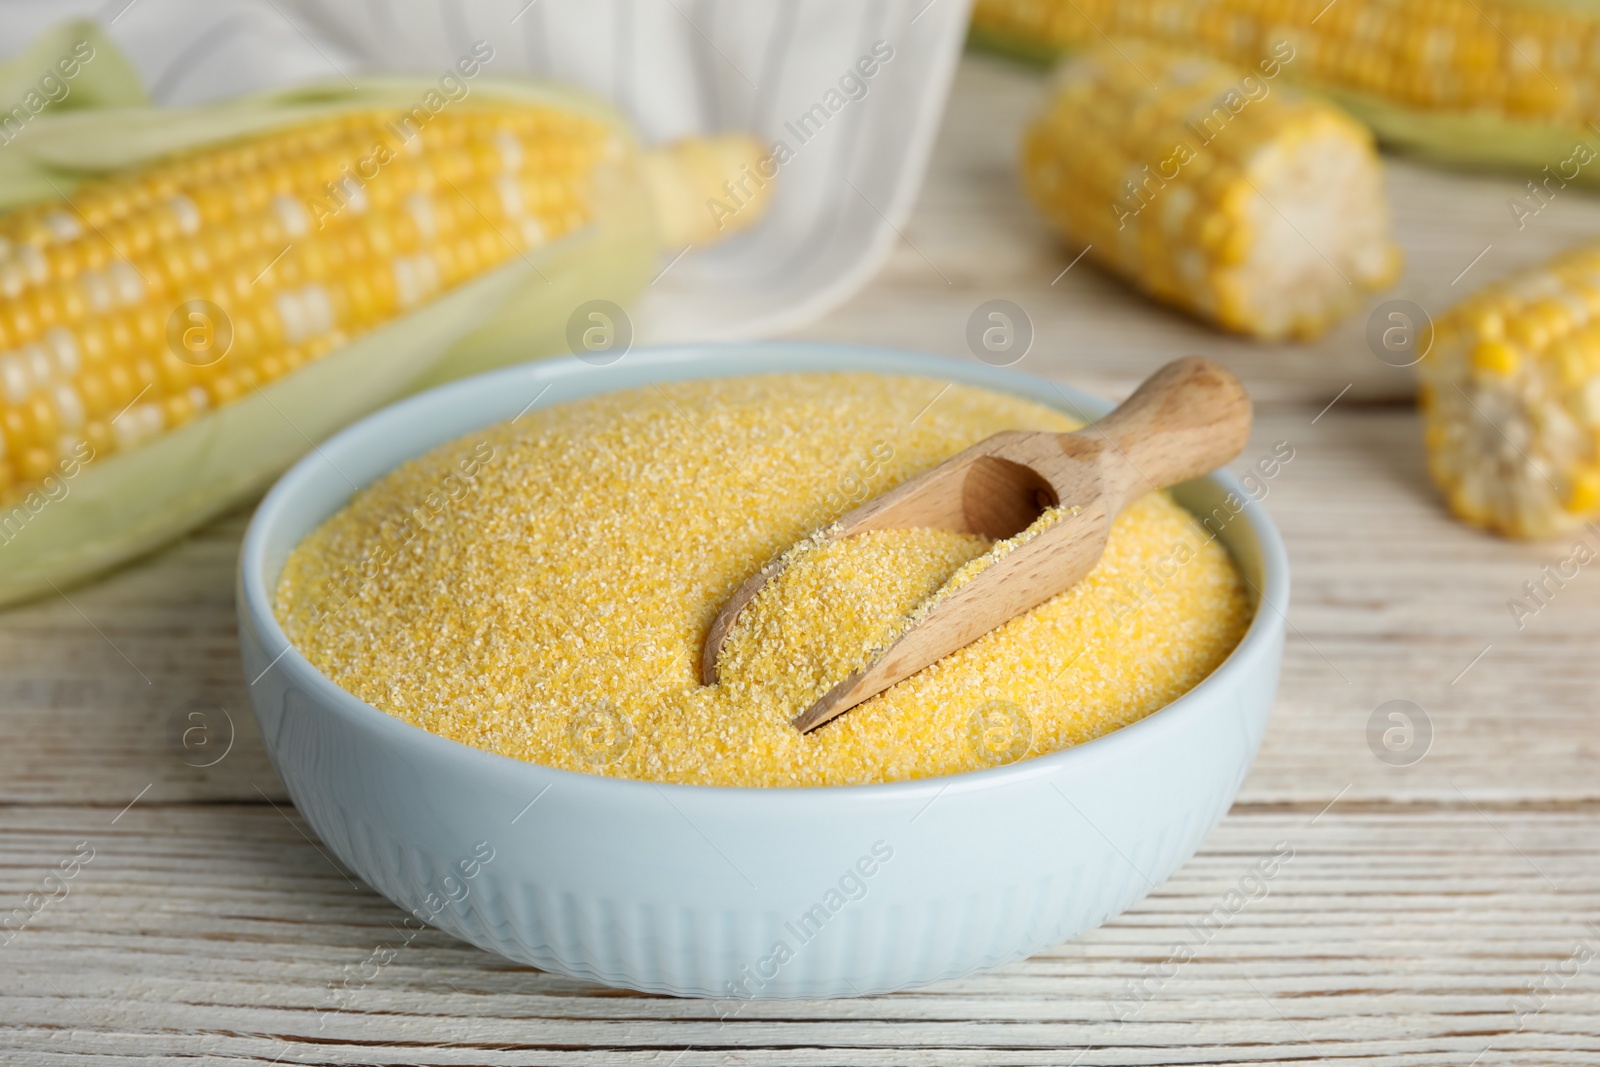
3;51;1600;1066
3;807;1597;1065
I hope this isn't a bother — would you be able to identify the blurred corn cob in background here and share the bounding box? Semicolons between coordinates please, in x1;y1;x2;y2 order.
974;0;1600;175
1021;41;1400;339
1420;247;1600;539
0;107;766;502
0;106;608;495
0;27;772;604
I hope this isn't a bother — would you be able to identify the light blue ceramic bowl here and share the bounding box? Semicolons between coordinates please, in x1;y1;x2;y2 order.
237;343;1288;999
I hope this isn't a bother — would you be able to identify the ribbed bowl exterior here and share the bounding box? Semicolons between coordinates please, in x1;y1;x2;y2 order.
238;344;1288;999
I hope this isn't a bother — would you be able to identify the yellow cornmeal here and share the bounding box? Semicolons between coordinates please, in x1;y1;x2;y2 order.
274;372;1253;787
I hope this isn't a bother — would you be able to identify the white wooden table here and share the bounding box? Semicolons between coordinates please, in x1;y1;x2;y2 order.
4;54;1599;1065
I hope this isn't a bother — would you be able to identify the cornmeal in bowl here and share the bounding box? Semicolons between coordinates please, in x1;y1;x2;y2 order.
274;372;1251;787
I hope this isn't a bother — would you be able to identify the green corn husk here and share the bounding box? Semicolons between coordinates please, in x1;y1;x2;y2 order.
0;23;658;606
967;1;1600;187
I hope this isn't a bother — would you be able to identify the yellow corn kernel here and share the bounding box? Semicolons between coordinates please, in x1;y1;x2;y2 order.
17;446;51;482
83;420;111;457
1464;305;1506;342
1472;340;1520;377
1508;312;1551;351
161;392;195;429
204;374;242;407
1567;467;1600;513
1553;339;1587;387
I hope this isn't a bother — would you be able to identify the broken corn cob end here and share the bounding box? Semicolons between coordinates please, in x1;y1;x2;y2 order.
1420;246;1600;539
1021;42;1400;340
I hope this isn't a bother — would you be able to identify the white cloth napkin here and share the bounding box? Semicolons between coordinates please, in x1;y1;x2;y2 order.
0;0;971;342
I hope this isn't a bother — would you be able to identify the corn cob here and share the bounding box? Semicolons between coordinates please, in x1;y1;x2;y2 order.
0;106;767;507
1419;245;1600;538
973;0;1600;127
1021;41;1400;339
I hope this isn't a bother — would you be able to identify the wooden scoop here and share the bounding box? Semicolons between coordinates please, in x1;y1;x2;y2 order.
701;357;1253;733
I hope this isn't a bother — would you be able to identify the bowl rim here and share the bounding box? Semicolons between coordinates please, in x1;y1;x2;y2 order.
239;342;1289;804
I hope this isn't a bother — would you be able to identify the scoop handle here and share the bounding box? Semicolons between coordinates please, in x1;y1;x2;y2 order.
1075;356;1253;509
